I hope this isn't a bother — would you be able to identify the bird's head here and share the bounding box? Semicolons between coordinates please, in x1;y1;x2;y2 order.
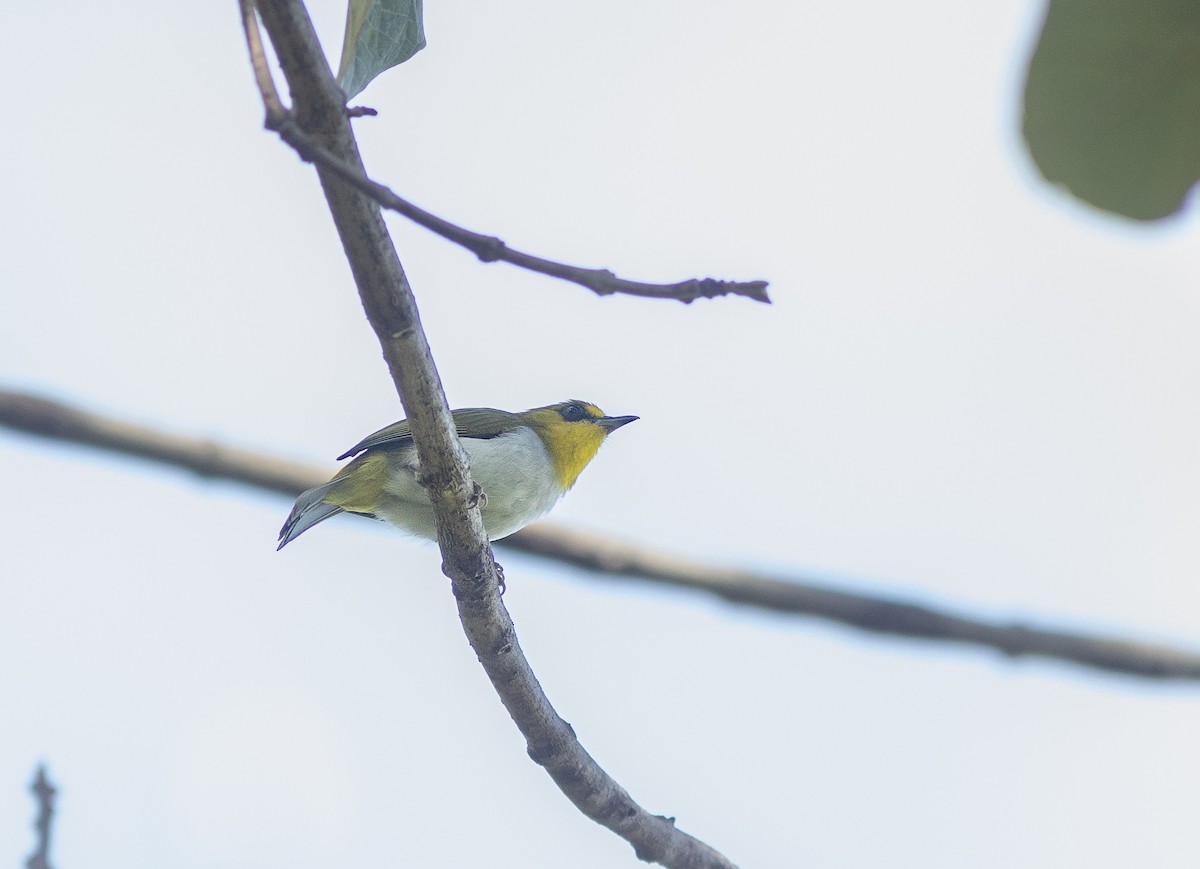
517;400;638;489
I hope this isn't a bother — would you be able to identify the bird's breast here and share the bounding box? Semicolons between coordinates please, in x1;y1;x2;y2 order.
374;426;563;541
464;426;563;538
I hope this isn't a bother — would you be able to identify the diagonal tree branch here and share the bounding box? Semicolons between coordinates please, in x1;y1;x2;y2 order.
241;2;737;866
4;385;1199;682
249;64;768;305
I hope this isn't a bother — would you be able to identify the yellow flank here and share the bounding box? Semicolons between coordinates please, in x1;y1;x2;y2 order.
522;403;609;489
326;451;390;513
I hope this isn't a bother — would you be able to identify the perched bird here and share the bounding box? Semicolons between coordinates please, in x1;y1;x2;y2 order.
277;400;638;549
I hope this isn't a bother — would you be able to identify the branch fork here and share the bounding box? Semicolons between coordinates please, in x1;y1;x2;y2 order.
239;1;740;865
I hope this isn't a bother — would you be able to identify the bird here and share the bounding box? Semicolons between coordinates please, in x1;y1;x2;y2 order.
277;400;638;549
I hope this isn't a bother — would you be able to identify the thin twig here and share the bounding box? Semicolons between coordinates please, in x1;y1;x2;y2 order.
242;2;738;865
255;88;768;304
245;0;767;307
270;112;770;304
25;765;57;869
4;385;1200;682
240;0;285;118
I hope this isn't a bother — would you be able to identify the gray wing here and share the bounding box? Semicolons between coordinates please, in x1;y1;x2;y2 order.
336;420;414;460
335;407;517;460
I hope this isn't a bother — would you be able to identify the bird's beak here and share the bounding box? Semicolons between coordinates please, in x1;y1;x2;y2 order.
597;414;639;432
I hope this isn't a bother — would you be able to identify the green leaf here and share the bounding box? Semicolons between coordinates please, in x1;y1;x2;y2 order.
1021;0;1200;220
335;0;426;100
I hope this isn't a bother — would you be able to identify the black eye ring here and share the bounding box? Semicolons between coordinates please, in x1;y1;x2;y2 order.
561;403;587;421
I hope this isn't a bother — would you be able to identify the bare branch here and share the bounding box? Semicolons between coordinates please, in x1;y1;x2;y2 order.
5;385;1200;682
241;2;737;866
25;765;57;869
239;20;767;306
511;524;1200;680
271;115;770;304
0;388;321;495
239;0;285;118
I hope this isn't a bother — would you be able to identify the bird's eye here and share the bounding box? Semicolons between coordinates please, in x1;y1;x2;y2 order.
561;403;587;421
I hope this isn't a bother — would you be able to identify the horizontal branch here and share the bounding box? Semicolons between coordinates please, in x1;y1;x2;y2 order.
3;386;1198;682
265;113;770;305
0;388;322;494
511;525;1200;679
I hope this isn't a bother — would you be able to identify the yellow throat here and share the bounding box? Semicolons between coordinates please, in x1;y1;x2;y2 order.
522;401;615;489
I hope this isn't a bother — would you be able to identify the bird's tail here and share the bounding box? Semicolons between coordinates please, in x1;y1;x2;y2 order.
277;481;345;550
277;452;392;549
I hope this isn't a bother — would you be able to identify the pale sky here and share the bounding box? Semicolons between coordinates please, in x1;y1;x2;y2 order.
3;2;1199;867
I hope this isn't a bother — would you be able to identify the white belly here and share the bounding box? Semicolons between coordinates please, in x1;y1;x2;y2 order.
375;426;562;540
